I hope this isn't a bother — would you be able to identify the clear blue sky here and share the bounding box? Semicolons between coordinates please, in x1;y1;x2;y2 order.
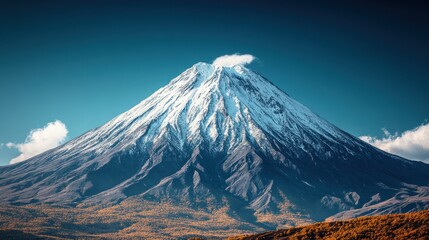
0;0;428;165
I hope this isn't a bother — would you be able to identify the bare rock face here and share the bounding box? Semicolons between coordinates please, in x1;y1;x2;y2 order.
0;62;428;227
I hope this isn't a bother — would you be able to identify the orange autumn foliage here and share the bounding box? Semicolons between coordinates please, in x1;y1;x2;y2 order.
230;209;429;240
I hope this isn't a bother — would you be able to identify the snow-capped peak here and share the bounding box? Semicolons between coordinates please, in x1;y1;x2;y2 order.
62;62;353;159
191;62;246;76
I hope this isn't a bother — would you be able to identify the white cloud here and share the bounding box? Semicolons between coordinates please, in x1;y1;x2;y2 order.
360;122;429;163
212;53;256;67
5;143;14;148
7;120;68;164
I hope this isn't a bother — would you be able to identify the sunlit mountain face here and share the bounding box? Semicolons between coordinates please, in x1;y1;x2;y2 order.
0;63;428;233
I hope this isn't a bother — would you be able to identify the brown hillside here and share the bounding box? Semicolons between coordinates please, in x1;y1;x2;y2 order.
229;209;429;240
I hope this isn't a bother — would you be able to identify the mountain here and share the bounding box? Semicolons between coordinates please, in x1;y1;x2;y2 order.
0;62;428;229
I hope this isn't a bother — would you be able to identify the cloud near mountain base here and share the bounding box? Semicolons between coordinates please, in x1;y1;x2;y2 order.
360;122;429;163
6;120;68;164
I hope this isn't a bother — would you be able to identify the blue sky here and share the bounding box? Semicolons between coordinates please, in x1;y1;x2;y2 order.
0;1;428;165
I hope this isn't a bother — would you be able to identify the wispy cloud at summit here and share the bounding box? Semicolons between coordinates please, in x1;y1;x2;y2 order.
212;54;256;67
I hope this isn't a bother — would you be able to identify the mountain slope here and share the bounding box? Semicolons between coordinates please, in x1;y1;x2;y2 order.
0;62;428;228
